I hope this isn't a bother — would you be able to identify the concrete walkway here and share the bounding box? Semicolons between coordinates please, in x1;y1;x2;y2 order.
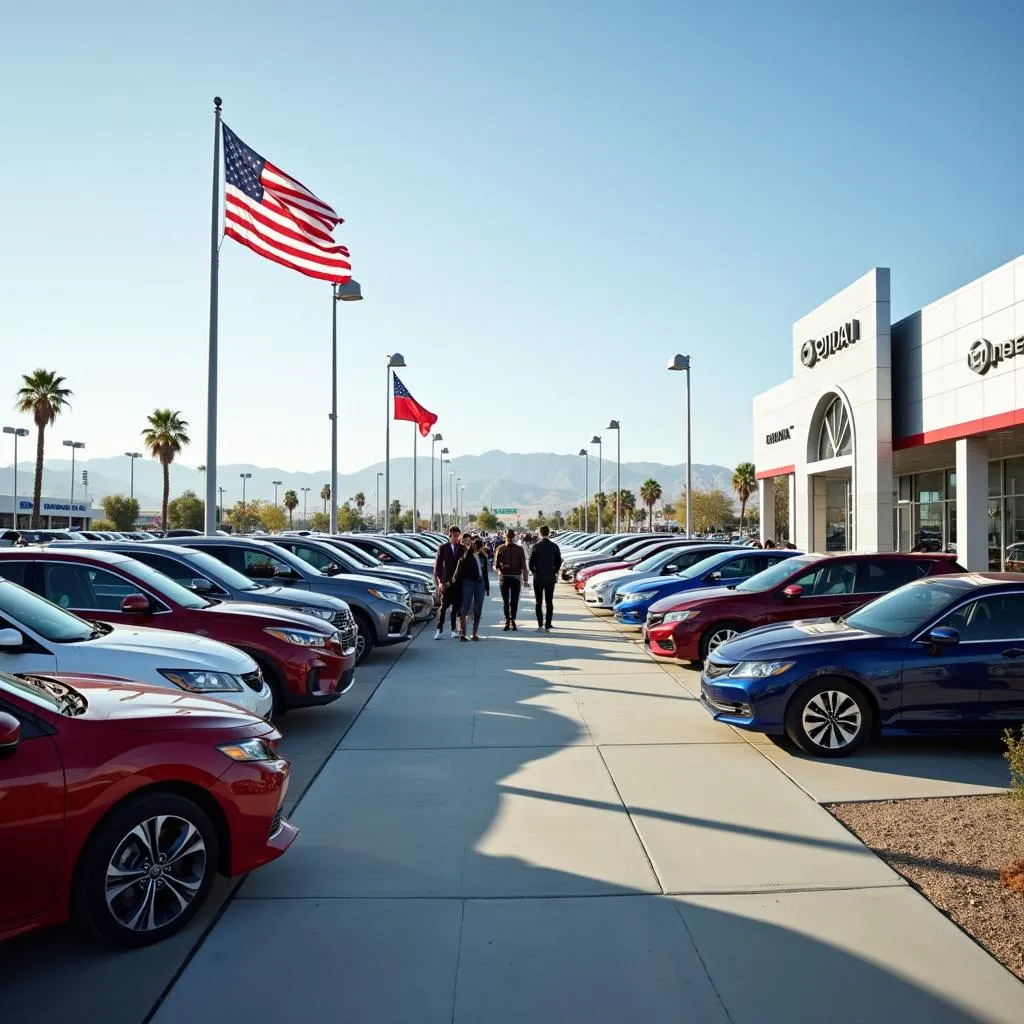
154;591;1024;1024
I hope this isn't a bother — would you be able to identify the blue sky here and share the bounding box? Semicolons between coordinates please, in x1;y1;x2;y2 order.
1;0;1021;483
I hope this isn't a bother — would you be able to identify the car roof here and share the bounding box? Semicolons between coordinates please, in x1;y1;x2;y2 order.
0;546;133;566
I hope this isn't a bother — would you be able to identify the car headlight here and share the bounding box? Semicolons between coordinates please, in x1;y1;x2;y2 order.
293;605;334;620
368;588;404;603
729;661;794;678
159;669;244;692
263;626;328;647
663;610;700;623
628;591;657;603
593;582;611;592
217;738;278;762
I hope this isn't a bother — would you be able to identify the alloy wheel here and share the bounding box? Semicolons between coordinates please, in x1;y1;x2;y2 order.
801;690;862;750
104;815;207;933
706;627;738;654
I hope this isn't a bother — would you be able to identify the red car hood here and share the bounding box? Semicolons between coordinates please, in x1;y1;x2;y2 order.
577;561;631;581
202;601;335;632
22;674;274;732
648;585;747;615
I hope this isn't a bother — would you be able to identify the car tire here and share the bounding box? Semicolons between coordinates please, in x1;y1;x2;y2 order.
252;656;287;716
698;622;744;660
73;791;219;947
353;613;374;666
784;678;873;758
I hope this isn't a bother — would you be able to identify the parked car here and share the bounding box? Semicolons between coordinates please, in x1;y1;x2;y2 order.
267;536;436;620
572;538;697;590
322;536;435;584
0;531;22;548
584;544;736;609
0;670;296;945
0;550;356;713
560;535;663;580
700;573;1024;757
613;548;802;624
644;553;964;663
0;577;273;717
346;534;435;570
176;537;413;664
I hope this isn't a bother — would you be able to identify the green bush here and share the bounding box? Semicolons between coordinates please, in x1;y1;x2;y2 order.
1003;727;1024;811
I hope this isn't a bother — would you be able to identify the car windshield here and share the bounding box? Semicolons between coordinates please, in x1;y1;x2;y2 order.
0;671;87;716
634;547;686;572
735;556;816;593
678;552;735;579
121;558;210;609
334;541;379;567
0;579;97;642
173;548;260;592
625;543;664;564
843;579;968;637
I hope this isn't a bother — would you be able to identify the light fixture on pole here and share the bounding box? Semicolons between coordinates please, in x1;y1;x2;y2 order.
590;435;603;533
300;486;311;528
124;451;143;501
607;420;621;532
459;485;466;530
330;279;363;535
384;352;406;533
667;354;693;538
4;427;29;529
430;433;443;531
272;479;283;506
239;472;252;532
63;440;85;509
440;455;449;527
375;472;383;529
577;448;589;532
449;470;456;528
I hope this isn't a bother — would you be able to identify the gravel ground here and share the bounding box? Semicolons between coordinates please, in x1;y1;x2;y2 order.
830;795;1024;982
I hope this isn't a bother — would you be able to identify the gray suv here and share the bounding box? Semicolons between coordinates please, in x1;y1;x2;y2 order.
177;536;413;663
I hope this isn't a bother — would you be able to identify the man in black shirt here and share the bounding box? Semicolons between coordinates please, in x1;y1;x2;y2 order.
528;525;562;631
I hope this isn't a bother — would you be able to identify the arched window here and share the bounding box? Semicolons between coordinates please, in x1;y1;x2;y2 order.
817;397;852;461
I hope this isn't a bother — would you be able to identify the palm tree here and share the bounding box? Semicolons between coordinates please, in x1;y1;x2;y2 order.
283;489;298;526
142;409;191;529
16;369;73;527
639;478;663;530
320;483;331;514
732;462;757;533
354;491;366;524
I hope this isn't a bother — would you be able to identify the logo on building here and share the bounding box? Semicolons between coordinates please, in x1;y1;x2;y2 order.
800;319;860;368
766;426;793;445
967;336;1024;376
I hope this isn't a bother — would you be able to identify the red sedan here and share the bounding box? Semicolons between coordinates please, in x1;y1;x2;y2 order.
0;670;296;946
0;548;356;712
644;552;963;663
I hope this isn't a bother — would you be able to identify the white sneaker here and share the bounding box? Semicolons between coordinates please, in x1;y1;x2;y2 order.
450;630;459;639
434;629;443;640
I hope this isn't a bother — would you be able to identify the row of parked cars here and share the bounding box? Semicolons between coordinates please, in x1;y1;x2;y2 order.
0;528;450;949
556;530;1024;758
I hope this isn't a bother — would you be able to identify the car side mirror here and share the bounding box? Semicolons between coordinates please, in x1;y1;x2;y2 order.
274;567;299;579
379;552;392;562
782;584;803;599
0;627;24;648
120;593;151;614
0;711;20;757
706;571;722;582
923;626;960;649
191;578;214;594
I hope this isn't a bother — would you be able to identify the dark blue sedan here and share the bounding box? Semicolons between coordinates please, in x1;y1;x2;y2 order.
613;548;802;626
699;573;1024;757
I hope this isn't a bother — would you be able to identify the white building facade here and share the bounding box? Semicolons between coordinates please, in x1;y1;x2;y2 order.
0;495;100;530
754;254;1024;572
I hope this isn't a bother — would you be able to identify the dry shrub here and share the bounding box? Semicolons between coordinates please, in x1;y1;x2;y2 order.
1000;859;1024;895
1003;728;1024;812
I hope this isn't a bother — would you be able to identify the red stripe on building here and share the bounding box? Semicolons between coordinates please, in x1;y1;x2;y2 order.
894;408;1024;450
756;464;795;480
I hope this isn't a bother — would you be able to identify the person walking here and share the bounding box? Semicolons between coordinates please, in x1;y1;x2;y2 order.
528;525;562;631
493;528;528;631
433;526;464;639
453;536;488;641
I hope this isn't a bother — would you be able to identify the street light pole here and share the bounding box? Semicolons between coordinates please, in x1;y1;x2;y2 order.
239;472;251;533
4;427;29;530
578;449;589;532
63;440;85;510
124;451;143;501
459;485;466;530
330;280;363;536
607;420;621;532
449;471;455;528
430;433;443;530
272;480;282;506
590;436;603;533
301;486;310;528
384;353;406;533
667;355;693;538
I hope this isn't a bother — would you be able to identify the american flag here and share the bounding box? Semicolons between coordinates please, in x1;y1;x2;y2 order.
222;124;352;283
393;374;438;437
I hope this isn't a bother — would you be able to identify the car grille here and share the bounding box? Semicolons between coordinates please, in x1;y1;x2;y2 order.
388;611;409;635
269;809;284;839
703;659;735;681
332;609;359;651
241;669;264;692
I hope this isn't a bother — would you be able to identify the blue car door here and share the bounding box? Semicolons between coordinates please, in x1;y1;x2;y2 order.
899;593;1023;728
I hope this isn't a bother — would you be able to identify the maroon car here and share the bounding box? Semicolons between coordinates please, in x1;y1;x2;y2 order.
644;552;964;662
0;549;357;713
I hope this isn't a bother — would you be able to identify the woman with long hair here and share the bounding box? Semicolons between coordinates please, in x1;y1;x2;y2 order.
453;536;489;641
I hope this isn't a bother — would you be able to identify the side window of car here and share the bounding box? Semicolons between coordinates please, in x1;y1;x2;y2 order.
42;563;111;609
939;593;1024;642
717;557;752;579
0;561;28;585
294;546;331;570
854;560;921;594
792;562;856;596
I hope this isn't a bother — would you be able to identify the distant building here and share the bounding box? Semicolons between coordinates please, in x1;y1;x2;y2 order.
0;495;102;530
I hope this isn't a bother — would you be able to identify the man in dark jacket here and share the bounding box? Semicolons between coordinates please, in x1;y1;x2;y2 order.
433;526;464;638
528;525;562;631
493;528;528;631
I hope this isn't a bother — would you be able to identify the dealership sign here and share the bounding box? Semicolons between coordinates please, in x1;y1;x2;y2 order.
19;500;89;513
800;319;860;369
766;426;793;445
967;335;1024;376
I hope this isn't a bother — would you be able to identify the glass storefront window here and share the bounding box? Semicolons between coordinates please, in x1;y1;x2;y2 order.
915;471;944;503
1005;458;1024;496
946;501;957;555
899;476;912;501
914;500;944;552
1004;497;1024;571
989;499;1003;571
947;470;957;500
989;461;1003;497
824;478;849;551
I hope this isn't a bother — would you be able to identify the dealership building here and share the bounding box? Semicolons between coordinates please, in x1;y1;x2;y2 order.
0;495;100;531
754;254;1024;571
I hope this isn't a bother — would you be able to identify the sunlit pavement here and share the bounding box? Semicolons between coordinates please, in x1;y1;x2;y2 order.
12;592;1023;1023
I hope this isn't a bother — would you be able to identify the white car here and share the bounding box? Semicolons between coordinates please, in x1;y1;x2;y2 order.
0;578;273;718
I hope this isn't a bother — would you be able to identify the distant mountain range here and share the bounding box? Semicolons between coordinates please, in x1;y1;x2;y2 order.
0;450;750;516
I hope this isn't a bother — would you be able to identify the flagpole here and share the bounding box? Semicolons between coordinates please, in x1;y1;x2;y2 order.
384;361;391;533
204;96;222;536
412;428;418;534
